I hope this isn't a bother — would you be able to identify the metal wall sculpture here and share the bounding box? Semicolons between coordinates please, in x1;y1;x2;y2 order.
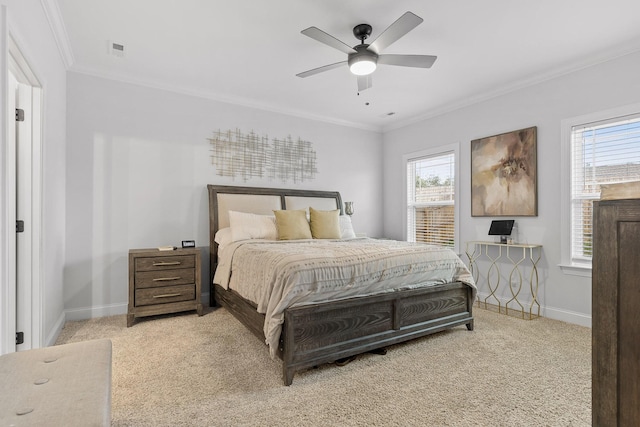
208;129;318;183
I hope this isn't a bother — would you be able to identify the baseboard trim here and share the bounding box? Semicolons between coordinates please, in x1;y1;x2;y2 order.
63;293;211;322
65;302;128;322
475;292;591;328
45;310;67;347
543;305;591;328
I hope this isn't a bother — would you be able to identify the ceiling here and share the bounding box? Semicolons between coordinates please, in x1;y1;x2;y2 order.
55;0;640;132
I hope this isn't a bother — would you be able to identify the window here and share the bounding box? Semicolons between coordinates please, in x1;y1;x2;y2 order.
564;109;640;271
406;146;458;250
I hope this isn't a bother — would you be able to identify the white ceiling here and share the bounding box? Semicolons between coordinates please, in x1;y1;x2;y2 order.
55;0;640;132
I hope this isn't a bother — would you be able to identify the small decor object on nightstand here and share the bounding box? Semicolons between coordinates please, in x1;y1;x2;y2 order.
127;247;203;327
344;201;354;216
181;240;195;248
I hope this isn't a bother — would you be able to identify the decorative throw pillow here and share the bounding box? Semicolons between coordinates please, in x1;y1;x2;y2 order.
339;215;356;239
274;209;312;240
228;211;277;242
309;207;341;239
214;227;233;248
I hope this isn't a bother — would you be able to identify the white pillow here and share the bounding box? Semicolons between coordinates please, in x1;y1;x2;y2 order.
228;210;277;242
339;215;356;239
214;227;233;248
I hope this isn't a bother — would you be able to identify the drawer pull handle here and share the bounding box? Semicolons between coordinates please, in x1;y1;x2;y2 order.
153;293;182;299
153;277;181;282
153;261;181;266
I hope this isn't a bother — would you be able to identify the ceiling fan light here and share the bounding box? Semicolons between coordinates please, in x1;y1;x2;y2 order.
349;58;377;76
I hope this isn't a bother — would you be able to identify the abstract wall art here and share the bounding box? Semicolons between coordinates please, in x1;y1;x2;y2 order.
471;126;537;216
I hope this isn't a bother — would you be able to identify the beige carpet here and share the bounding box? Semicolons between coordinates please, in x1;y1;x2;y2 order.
56;306;591;426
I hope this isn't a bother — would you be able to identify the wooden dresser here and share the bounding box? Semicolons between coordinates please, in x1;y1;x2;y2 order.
128;248;203;327
592;199;640;426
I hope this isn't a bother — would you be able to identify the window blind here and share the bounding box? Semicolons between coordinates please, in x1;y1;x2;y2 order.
407;152;455;248
571;113;640;261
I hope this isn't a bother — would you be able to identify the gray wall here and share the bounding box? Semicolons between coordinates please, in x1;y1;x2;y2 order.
64;72;383;319
3;0;68;345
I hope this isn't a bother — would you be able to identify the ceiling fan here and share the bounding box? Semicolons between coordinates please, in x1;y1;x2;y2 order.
296;11;437;92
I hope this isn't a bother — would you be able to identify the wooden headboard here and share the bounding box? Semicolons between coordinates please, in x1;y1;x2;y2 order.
207;185;343;288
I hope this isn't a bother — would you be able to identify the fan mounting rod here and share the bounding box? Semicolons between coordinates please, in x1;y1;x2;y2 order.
353;24;372;43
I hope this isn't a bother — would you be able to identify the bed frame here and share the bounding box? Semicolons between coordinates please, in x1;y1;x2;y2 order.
208;185;474;386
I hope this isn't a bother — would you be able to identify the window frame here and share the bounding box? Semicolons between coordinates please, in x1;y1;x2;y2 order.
560;102;640;277
402;143;460;254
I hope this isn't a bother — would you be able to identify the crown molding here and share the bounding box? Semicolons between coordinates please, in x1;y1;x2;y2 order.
383;41;640;133
40;0;74;69
68;64;383;133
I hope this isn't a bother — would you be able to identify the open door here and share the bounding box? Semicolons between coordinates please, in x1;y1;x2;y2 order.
12;37;43;351
14;77;34;350
0;27;43;353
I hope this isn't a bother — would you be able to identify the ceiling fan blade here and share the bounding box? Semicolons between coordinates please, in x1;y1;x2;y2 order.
301;27;356;54
369;12;423;53
357;75;372;92
378;54;437;68
296;61;347;78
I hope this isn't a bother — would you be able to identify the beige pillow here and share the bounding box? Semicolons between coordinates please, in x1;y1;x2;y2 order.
228;211;277;242
309;207;341;239
274;210;312;240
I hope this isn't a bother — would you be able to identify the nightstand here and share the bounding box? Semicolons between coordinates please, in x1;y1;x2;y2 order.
127;247;203;327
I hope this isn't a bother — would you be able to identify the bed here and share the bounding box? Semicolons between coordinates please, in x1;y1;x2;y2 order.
208;184;476;385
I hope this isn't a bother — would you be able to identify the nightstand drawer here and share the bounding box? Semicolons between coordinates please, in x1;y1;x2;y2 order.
135;255;195;272
135;268;195;289
135;284;195;306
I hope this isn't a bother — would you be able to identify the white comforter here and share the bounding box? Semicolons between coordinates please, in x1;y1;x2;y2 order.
214;238;476;356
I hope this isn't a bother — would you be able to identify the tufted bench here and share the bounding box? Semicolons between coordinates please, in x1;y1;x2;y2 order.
0;338;112;426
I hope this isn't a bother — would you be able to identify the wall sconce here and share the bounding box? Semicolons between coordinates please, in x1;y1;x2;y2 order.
344;201;354;216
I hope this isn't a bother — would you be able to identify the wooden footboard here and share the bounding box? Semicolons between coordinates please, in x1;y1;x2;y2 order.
214;282;474;386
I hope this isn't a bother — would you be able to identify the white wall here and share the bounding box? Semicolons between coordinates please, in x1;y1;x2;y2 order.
383;51;640;326
65;72;383;318
0;0;67;347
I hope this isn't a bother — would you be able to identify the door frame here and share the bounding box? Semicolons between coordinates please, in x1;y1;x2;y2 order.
1;14;44;354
